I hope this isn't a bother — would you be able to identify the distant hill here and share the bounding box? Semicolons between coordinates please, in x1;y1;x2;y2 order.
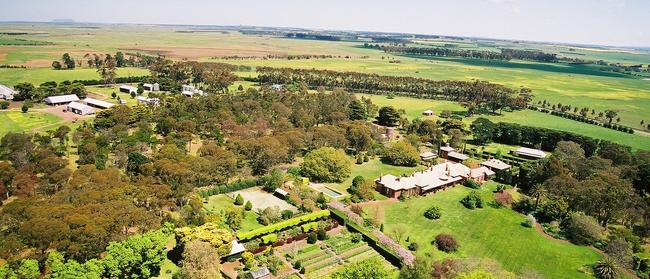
51;19;75;23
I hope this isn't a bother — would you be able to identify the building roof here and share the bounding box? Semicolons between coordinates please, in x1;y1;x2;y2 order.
422;109;434;114
228;240;246;256
0;84;15;99
120;85;137;91
67;101;96;114
143;83;153;87
440;145;455;152
44;94;80;104
274;188;288;196
83;97;114;109
447;151;469;161
249;267;270;279
481;158;511;171
420;151;437;159
512;147;547;159
470;166;496;178
377;162;470;192
271;84;283;90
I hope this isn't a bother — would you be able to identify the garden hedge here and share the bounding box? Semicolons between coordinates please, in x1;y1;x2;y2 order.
237;210;330;241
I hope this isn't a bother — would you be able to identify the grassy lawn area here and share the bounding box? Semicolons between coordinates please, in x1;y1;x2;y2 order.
0;67;150;86
355;93;465;121
203;194;263;233
326;158;424;194
371;182;601;278
0;110;63;136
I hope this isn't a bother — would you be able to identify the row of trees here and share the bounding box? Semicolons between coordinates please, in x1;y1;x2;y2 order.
257;67;533;113
148;59;238;93
11;80;86;102
367;44;559;63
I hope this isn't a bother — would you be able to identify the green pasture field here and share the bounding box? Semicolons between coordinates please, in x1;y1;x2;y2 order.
0;67;150;86
0;110;63;136
351;93;650;150
370;182;601;278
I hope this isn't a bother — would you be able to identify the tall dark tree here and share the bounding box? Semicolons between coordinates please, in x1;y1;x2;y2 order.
377;106;400;127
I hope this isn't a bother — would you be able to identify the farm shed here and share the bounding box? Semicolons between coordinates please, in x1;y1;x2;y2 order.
143;83;159;92
67;101;96;115
0;84;15;100
119;85;138;94
83;97;114;109
511;147;547;159
481;158;512;171
44;94;80;106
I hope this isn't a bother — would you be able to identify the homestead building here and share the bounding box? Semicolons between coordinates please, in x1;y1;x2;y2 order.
119;85;138;94
376;161;471;198
480;158;511;172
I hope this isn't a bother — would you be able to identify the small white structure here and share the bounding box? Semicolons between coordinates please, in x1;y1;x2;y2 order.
119;99;127;105
136;96;159;106
0;84;15;100
511;147;547;159
119;85;138;94
274;188;289;199
181;84;204;97
271;84;283;91
67;101;95;115
228;240;246;256
422;109;434;116
83;97;114;109
44;94;80;106
420;151;437;161
143;83;160;92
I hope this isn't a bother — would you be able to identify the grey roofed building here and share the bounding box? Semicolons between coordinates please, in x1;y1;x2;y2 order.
447;151;469;162
143;83;160;92
247;267;270;279
420;151;437;161
481;158;511;171
422;109;434;116
274;188;288;197
511;147;547;159
67;101;96;115
271;84;283;91
83;97;114;109
136;96;160;106
0;84;15;100
44;94;80;105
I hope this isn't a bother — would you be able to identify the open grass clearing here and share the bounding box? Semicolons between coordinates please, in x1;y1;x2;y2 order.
203;194;263;233
0;110;63;136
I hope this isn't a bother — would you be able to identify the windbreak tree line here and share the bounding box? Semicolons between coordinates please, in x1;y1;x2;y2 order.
256;67;533;113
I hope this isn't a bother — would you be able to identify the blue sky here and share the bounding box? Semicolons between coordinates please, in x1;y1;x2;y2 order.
0;0;649;47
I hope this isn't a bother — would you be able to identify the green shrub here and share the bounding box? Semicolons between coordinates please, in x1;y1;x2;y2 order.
593;257;619;279
463;179;480;189
351;233;362;243
495;184;506;192
317;228;327;240
0;101;9;109
234;194;244;205
423;206;442;220
565;212;603;245
244;201;253;211
523;214;536;228
307;233;317;244
408;242;419;251
301;222;319;233
460;191;483;209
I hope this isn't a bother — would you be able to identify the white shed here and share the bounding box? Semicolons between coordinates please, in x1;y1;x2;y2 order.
67;101;96;115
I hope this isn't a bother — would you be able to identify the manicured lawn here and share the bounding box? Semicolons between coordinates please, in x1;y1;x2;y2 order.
0;110;63;136
354;93;465;120
371;182;601;278
326;158;424;194
203;195;263;233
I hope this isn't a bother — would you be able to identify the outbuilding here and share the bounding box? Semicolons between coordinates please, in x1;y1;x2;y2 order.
420;151;437;161
0;84;15;100
446;151;469;163
422;109;434;116
511;147;547;159
67;101;96;115
481;158;511;172
274;188;288;199
119;85;138;94
143;83;160;92
247;267;270;279
470;166;496;183
83;97;114;109
44;94;80;106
